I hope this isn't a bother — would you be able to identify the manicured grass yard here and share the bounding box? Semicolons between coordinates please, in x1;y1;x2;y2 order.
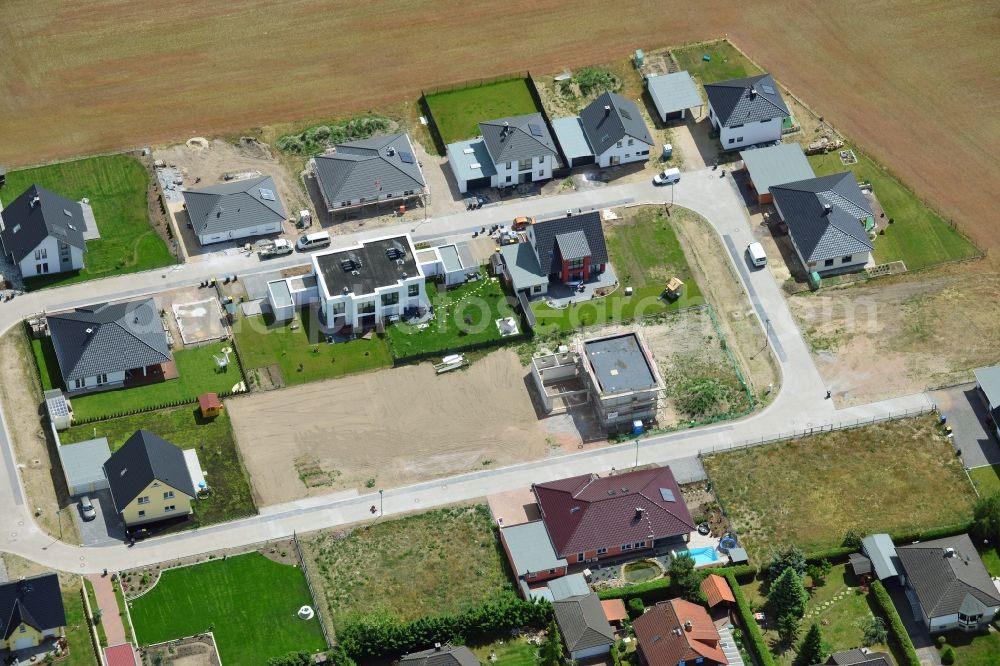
0;154;175;290
425;78;541;144
809;147;978;270
234;309;391;386
938;629;1000;666
31;335;62;392
304;505;514;629
61;407;256;525
741;564;893;665
672;40;762;84
470;637;538;666
386;271;516;359
83;578;108;648
531;207;703;335
129;552;325;665
967;464;1000;498
64;587;100;665
978;546;1000;577
65;340;245;421
704;414;976;562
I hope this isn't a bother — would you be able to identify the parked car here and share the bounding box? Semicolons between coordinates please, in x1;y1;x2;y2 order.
512;216;535;231
747;242;768;268
296;231;331;252
653;168;681;185
79;496;97;521
259;238;293;259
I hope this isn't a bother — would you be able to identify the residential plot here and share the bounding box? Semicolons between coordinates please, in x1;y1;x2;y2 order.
704;414;976;561
672;41;763;84
128;552;325;665
424;78;541;146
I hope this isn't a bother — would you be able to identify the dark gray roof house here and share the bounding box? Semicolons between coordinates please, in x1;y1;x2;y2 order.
704;74;789;128
819;649;893;666
313;133;426;210
0;184;86;262
579;91;654;156
103;430;196;512
0;573;66;642
771;172;874;268
47;298;172;384
480;114;557;164
896;533;1000;625
397;644;480;666
529;211;609;276
182;176;286;243
552;593;615;659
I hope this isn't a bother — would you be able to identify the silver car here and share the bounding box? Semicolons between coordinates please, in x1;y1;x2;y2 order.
80;496;97;521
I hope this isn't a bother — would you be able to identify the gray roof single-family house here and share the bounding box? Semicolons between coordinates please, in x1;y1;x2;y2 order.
312;133;427;211
770;172;874;274
740;143;815;203
705;74;789;150
47;298;172;392
398;644;480;666
182;175;286;246
529;211;609;276
820;649;894;666
646;71;703;122
480;114;557;165
0;184;87;277
104;430;196;520
579;92;654;167
553;593;615;660
896;533;1000;632
0;573;67;648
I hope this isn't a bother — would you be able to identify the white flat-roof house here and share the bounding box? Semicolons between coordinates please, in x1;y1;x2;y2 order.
311;234;427;331
705;74;789;150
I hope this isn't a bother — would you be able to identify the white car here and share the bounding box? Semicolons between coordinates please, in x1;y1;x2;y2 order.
80;496;97;521
747;242;768;268
653;167;681;185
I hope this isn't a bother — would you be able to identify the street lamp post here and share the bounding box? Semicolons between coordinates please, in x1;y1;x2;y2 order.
379;489;384;515
634;439;640;469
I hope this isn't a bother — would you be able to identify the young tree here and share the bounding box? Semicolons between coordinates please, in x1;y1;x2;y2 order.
794;623;826;666
777;613;800;648
539;617;565;666
861;616;888;647
769;546;807;579
805;559;833;587
669;553;704;602
841;529;865;550
768;567;809;619
330;645;356;666
971;492;1000;546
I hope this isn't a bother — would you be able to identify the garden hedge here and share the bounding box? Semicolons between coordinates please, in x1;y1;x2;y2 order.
596;563;757;604
725;571;775;666
870;580;921;666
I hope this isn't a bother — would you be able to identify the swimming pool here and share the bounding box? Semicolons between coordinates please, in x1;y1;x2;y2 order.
676;546;720;566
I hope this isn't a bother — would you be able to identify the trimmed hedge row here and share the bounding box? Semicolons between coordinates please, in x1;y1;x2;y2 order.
596;564;758;604
70;388;248;425
870;580;921;666
726;571;775;666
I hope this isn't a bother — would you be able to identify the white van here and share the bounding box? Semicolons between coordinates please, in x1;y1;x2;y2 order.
747;242;768;268
653;167;681;185
296;231;331;252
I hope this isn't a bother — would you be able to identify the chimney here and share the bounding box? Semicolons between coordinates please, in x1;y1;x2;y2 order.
85;327;94;335
30;195;40;208
684;620;693;632
944;547;955;558
635;507;645;518
434;643;442;651
823;203;833;215
566;210;572;217
749;87;757;97
604;105;611;115
387;147;396;157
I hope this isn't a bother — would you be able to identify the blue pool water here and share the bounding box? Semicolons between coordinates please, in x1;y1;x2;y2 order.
677;546;719;566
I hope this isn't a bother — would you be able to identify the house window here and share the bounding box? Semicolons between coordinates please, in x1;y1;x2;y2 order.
137;496;150;505
505;175;512;183
340;201;350;207
527;572;536;579
37;263;49;274
736;136;744;142
628;139;634;146
506;162;512;170
567;258;584;269
138;510;146;518
408;284;419;297
639;150;650;156
331;302;346;315
19;625;26;633
404;190;414;196
163;491;174;500
381;292;399;307
518;158;531;171
728;138;735;144
548;569;556;574
635;541;645;549
617;140;623;148
824;259;835;267
577;553;584;563
842;255;853;263
538;156;545;164
621;543;632;551
96;373;108;385
358;301;376;314
35;248;48;260
532;285;543;294
597;547;608;555
73;378;85;390
164;505;176;513
538;171;544;177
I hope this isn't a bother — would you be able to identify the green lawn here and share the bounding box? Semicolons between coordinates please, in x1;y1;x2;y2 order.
704;414;976;562
470;637;538;665
83;579;107;648
672;40;762;84
32;336;62;392
61;407;256;526
978;546;1000;577
809;147;978;270
65;588;100;665
66;340;245;421
0;154;175;290
968;464;1000;498
234;309;391;387
386;271;516;359
938;629;1000;666
425;78;541;144
742;565;893;665
112;578;135;644
531;207;704;335
129;552;326;665
304;505;514;629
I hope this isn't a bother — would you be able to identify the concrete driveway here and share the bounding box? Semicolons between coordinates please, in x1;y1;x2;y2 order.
931;384;1000;468
72;489;127;547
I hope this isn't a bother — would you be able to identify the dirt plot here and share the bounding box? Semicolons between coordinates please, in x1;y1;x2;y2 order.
227;349;584;506
788;255;1000;406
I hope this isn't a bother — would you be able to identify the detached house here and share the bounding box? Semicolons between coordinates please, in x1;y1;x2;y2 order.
312;133;427;213
0;184;87;278
0;573;66;651
770;172;874;275
47;298;173;394
705;74;789;150
447;114;557;194
579;92;654;167
633;598;729;666
552;593;616;661
103;430;197;527
397;643;480;666
182;175;286;246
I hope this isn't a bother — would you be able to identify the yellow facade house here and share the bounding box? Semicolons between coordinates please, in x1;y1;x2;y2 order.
103;430;196;527
0;574;66;651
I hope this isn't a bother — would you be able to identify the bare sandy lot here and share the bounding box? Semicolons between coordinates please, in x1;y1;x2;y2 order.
227;350;586;507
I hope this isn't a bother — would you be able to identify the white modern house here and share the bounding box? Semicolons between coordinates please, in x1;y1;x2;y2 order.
447;113;557;194
578;91;654;167
182;175;286;246
705;74;789;150
0;184;87;278
311;234;426;331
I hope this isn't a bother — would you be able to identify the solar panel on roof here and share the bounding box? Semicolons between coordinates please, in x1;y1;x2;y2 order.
659;488;675;502
399;150;415;164
463;148;475;154
528;123;544;137
259;188;275;201
761;84;776;95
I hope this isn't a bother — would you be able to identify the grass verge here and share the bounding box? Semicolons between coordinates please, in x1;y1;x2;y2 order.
65;587;100;666
0;154;174;290
967;464;1000;498
129;552;325;665
61;407;256;526
704;414;976;561
304;505;514;629
425;78;540;144
470;637;537;665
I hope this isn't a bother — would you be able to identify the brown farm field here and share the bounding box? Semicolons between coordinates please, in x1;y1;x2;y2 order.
0;1;997;249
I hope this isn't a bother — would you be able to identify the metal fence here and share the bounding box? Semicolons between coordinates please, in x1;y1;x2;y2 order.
292;530;333;649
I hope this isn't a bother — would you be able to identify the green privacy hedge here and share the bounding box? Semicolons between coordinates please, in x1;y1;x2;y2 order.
870;580;920;666
726;571;775;666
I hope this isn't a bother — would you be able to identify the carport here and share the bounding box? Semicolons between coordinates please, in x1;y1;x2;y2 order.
58;437;111;497
551;117;595;168
646;71;703;122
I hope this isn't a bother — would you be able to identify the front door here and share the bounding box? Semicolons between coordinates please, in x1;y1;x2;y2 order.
610;156;621;166
518;172;530;184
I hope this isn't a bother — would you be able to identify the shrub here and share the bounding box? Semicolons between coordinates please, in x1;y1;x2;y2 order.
572;67;620;97
626;598;644;619
940;645;955;665
870;580;920;666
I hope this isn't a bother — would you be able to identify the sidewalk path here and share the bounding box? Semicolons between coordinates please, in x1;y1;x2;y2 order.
85;574;127;647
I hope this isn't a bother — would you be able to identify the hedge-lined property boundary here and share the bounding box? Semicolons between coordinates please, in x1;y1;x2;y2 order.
726;571;775;666
870;580;921;666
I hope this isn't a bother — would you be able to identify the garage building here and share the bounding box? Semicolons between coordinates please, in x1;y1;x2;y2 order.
58;437;111;497
646;71;703;122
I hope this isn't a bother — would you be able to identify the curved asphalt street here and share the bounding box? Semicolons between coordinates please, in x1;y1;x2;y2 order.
0;168;932;573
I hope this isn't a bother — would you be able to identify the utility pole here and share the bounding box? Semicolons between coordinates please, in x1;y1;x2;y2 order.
634;439;640;469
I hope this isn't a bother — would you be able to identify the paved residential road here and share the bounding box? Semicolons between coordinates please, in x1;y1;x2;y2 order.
0;168;934;573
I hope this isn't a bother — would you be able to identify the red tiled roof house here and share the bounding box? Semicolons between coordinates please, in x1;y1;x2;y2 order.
634;598;729;666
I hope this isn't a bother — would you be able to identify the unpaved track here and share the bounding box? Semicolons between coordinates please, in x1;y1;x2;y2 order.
0;1;995;249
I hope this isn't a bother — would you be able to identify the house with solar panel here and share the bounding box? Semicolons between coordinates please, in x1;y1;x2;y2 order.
446;113;557;194
181;175;286;246
550;92;655;170
705;74;789;150
0;184;90;278
310;133;427;214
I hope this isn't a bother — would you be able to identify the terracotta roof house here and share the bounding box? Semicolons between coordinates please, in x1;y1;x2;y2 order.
397;643;480;666
633;598;728;666
552;593;616;661
818;649;893;666
0;573;66;651
533;466;694;563
700;574;735;608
